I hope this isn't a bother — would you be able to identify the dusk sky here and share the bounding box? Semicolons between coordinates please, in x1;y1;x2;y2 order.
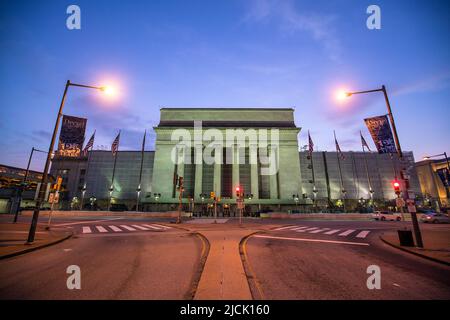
1;0;449;171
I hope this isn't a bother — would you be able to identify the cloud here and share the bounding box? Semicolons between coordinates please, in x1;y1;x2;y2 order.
393;71;450;96
243;0;342;61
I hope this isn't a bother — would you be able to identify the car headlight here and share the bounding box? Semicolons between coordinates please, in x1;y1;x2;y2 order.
426;216;431;219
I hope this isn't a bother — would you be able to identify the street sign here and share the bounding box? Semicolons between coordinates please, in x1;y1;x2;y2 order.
48;192;59;204
396;198;405;208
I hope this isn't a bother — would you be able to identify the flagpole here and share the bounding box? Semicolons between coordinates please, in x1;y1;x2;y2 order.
308;131;317;210
137;130;146;212
81;130;95;210
361;131;373;203
109;131;120;211
334;131;346;213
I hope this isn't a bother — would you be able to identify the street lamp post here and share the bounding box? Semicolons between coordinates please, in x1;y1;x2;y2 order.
345;85;423;247
12;147;47;223
423;152;450;171
27;80;107;243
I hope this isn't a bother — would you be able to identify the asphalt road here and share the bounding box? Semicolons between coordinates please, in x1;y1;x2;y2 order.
0;217;204;299
243;220;450;300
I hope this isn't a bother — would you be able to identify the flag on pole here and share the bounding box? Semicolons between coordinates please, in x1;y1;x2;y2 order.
334;131;345;160
308;130;314;156
82;131;95;157
360;131;371;152
111;132;120;156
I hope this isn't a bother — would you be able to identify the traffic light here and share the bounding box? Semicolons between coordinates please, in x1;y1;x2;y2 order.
392;180;401;195
235;186;243;198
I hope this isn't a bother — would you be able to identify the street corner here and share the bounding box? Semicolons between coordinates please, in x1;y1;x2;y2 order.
0;222;73;260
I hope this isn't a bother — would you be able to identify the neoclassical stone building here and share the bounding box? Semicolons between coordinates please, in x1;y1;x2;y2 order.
49;107;422;213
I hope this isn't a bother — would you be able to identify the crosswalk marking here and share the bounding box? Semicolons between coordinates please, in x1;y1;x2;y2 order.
309;228;330;234
296;227;318;233
152;224;172;229
82;226;92;234
109;225;122;232
291;226;308;231
95;226;108;233
274;225;297;231
143;224;162;230
132;225;149;231
356;231;370;239
120;225;137;231
338;229;355;237
324;229;341;235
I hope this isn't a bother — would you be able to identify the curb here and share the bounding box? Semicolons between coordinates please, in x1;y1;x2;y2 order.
379;235;450;267
0;231;73;260
239;231;265;300
188;232;210;300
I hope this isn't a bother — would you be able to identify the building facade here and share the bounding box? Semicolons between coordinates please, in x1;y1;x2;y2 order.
48;108;422;214
415;158;449;209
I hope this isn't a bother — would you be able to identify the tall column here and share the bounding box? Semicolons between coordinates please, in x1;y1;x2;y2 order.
232;145;240;198
194;155;203;201
269;146;279;199
213;147;222;197
250;144;259;199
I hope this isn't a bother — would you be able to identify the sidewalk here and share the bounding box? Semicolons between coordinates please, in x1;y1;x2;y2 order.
0;223;73;259
380;228;450;266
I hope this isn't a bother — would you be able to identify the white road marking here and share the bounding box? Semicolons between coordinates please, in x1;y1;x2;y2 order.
309;228;330;234
356;231;370;239
338;229;355;237
120;225;137;231
108;225;123;232
291;226;308;231
132;225;149;230
143;224;162;230
152;224;172;229
82;226;92;234
324;229;341;235
253;235;369;246
297;227;318;233
95;226;108;233
274;225;298;231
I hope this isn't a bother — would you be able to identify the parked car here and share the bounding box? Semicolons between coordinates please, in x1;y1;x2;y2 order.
372;211;402;221
420;212;450;224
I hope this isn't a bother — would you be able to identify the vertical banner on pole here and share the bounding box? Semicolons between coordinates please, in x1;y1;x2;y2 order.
364;115;397;154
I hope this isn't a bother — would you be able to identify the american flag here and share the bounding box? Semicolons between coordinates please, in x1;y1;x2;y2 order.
111;132;120;156
334;131;345;160
360;132;371;152
308;131;314;156
82;131;95;157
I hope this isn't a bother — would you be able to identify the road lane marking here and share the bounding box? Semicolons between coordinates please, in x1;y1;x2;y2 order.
252;235;369;246
120;225;137;231
297;227;318;232
274;225;298;231
132;225;149;230
324;229;341;235
309;228;330;234
109;225;122;232
95;226;108;233
143;224;162;230
82;226;92;234
152;224;172;229
338;229;355;237
356;230;370;238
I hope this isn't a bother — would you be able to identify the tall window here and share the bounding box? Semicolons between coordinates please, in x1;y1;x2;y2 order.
239;147;251;196
258;148;270;199
221;147;232;198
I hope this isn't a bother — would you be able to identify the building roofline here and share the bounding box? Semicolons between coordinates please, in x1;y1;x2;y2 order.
160;107;295;111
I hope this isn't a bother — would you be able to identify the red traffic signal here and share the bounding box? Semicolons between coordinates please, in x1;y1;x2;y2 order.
392;180;401;195
235;186;241;197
